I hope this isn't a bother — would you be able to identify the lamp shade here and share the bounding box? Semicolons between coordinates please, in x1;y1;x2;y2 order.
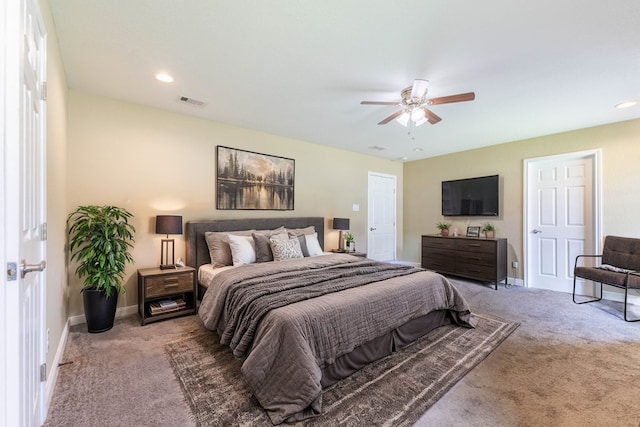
332;218;350;231
155;215;183;235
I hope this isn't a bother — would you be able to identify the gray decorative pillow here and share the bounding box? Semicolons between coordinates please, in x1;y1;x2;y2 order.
296;235;310;257
253;231;288;263
270;237;304;261
287;226;315;257
205;230;256;268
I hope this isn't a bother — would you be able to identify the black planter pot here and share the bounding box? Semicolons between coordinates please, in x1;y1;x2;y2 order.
83;288;119;333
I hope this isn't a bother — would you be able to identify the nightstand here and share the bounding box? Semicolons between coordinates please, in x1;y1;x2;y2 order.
137;266;197;325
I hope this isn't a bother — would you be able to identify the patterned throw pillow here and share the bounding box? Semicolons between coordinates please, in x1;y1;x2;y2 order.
270;237;304;261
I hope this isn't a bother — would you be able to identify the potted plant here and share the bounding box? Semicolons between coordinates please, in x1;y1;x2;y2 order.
482;223;496;238
436;222;451;236
68;205;135;333
345;232;355;252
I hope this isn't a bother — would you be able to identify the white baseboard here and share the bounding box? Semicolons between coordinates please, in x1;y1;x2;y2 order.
45;318;69;416
68;303;138;326
507;277;524;287
602;289;640;305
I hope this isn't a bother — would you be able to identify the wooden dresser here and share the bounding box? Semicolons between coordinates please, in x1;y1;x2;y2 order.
421;235;507;290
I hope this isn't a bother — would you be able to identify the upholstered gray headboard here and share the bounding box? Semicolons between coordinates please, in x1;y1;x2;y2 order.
185;217;325;270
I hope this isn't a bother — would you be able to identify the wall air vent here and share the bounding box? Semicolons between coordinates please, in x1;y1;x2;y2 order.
178;96;207;108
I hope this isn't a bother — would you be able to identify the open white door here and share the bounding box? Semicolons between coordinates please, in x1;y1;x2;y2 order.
367;172;397;261
2;0;48;425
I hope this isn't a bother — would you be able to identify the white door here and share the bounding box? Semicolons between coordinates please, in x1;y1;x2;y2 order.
524;150;600;293
367;172;397;261
1;0;48;425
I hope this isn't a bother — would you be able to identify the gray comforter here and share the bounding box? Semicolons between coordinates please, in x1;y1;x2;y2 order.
199;254;475;424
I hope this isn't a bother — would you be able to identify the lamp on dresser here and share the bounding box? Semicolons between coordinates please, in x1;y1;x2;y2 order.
155;215;183;269
332;217;350;252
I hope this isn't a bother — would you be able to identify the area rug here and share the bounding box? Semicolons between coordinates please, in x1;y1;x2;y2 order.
165;312;518;426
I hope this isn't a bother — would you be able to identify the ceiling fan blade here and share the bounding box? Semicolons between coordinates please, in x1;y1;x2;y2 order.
410;79;429;98
377;109;405;125
360;101;400;106
423;108;442;124
427;92;476;105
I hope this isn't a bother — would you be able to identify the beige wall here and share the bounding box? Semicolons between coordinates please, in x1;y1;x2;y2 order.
40;0;69;383
403;118;640;281
66;91;403;316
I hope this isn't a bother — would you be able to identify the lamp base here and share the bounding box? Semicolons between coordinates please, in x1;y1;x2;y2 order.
160;264;176;270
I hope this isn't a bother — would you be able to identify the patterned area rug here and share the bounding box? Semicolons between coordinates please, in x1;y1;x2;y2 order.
165;313;518;426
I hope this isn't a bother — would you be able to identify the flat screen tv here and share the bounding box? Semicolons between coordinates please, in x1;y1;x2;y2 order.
441;175;499;216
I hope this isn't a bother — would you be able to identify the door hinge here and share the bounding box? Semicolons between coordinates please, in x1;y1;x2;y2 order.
41;82;47;101
40;222;47;241
6;262;17;281
40;363;46;382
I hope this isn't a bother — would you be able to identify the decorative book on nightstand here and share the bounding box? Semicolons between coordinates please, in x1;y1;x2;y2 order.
137;266;196;325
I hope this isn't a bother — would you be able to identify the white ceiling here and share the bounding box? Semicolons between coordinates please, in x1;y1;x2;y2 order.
49;0;640;162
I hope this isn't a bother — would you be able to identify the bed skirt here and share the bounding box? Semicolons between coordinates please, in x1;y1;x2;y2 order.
321;310;451;387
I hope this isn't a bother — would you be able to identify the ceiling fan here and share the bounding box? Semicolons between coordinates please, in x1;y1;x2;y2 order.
361;79;475;127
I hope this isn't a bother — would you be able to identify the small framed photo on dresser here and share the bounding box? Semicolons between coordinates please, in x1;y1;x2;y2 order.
466;226;480;237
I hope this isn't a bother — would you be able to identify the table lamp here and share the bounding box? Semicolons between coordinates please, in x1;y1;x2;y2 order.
155;215;183;269
332;217;350;251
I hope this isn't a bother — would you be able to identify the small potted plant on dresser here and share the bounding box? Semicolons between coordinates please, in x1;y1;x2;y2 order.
436;222;451;236
482;223;496;239
68;205;135;333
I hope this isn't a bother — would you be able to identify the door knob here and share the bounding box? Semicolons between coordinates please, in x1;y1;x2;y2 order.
532;229;542;234
21;260;46;278
370;227;377;231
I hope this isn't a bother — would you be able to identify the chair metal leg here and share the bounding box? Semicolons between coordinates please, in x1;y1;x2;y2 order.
573;276;602;304
623;287;640;322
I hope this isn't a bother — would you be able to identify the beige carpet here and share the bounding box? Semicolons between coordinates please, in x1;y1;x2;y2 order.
44;278;640;427
165;313;518;426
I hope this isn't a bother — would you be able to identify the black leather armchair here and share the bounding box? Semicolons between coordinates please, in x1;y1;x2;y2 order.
573;236;640;322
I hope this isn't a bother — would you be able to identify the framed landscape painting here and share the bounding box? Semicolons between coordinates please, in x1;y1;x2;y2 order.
216;146;295;210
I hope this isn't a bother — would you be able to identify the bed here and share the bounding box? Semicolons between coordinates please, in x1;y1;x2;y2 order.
185;217;476;424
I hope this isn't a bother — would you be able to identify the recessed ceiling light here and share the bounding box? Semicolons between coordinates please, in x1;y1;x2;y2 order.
615;100;637;109
155;73;174;83
413;148;424;152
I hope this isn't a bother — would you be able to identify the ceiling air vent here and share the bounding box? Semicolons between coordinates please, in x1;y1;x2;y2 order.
369;146;386;151
178;96;207;108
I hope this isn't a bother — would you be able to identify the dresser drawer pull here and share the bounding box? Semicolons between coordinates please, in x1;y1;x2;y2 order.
467;244;481;247
163;278;179;284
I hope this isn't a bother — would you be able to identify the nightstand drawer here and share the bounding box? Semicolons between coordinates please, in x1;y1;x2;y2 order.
145;272;194;298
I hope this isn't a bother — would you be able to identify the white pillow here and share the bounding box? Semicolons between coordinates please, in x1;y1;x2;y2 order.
228;234;256;265
305;232;324;256
270;237;304;261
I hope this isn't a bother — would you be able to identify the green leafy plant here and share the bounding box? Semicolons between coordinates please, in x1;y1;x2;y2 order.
436;222;451;230
481;223;496;232
345;232;354;243
68;205;136;298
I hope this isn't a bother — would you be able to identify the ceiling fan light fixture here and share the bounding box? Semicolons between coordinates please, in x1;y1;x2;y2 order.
396;111;410;127
411;107;425;122
414;116;428;126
